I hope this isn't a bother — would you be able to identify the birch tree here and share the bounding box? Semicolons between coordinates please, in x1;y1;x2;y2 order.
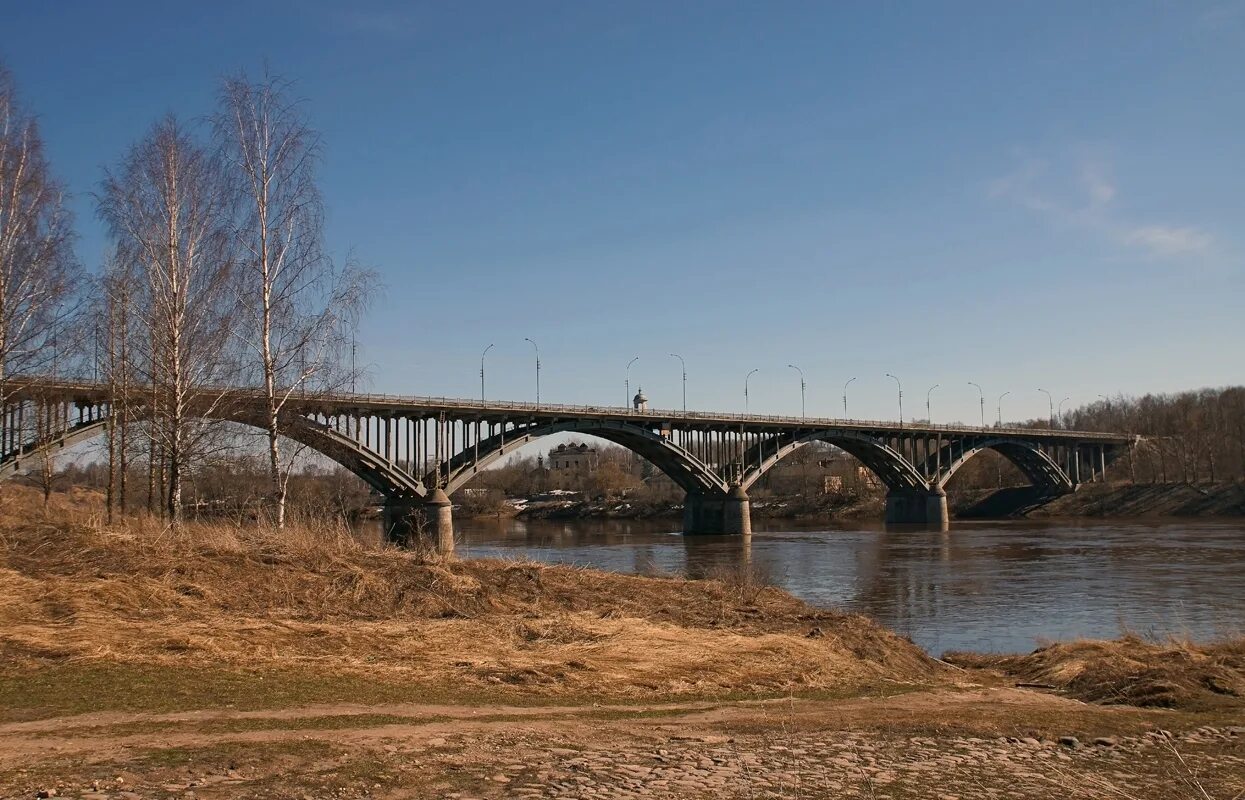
215;71;371;528
0;64;78;404
100;253;136;521
98;116;238;525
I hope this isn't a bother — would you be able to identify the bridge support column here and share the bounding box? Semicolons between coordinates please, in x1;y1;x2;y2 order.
885;487;949;528
682;485;751;535
722;484;752;536
382;490;454;554
382;498;417;546
423;488;455;554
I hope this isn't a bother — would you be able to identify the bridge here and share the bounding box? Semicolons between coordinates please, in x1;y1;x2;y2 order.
0;378;1136;542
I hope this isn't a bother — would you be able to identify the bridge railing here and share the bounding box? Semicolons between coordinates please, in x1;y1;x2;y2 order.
293;392;1132;441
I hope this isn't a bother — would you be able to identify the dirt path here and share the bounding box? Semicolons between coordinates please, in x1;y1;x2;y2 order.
2;687;1243;799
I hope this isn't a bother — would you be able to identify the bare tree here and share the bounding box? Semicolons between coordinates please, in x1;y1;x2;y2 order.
0;63;79;405
98;115;239;526
100;253;137;522
215;70;371;528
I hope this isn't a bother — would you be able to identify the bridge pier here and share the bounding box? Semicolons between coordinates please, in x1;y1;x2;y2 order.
381;499;412;545
382;490;454;554
682;485;752;535
884;487;949;528
423;488;455;553
722;484;752;536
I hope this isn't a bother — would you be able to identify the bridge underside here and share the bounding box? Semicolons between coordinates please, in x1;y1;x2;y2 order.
0;383;1133;543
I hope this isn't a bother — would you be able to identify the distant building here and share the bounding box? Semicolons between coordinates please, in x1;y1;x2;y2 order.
633;388;648;412
548;442;599;472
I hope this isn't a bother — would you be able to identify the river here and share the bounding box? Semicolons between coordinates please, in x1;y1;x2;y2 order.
429;516;1245;656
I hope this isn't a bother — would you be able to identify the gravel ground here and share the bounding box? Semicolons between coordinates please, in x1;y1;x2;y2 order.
8;720;1242;800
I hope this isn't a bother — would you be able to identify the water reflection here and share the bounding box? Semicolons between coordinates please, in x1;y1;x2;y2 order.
425;516;1245;656
681;534;753;579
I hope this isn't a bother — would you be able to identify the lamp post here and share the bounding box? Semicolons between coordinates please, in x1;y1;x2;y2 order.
787;364;806;419
968;382;985;428
885;373;903;426
1038;388;1054;428
625;356;639;410
997;391;1010;427
1058;396;1071;428
745;368;759;413
480;343;494;402
843;377;857;418
926;384;939;423
523;337;540;406
670;353;687;413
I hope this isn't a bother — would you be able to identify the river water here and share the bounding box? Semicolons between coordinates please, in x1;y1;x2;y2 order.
440;516;1245;656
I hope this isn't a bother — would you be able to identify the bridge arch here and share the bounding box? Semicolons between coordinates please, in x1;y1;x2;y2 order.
0;410;424;501
924;437;1073;492
738;430;930;493
435;419;729;497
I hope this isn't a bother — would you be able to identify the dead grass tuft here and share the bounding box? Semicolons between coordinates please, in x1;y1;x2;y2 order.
945;635;1245;711
0;486;938;700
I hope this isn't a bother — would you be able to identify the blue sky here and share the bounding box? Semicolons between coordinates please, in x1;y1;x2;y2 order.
4;0;1243;424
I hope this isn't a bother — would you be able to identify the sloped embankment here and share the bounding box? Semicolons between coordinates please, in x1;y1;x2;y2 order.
0;490;938;699
954;482;1245;519
1029;482;1245;517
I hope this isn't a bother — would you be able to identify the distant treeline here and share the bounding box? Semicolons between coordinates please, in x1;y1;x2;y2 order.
1064;387;1245;484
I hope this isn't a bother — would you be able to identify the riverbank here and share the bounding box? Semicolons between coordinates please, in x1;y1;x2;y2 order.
502;481;1245;525
954;481;1245;519
503;491;884;522
2;489;1243;798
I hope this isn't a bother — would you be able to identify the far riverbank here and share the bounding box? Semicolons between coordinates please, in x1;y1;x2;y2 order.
481;481;1245;523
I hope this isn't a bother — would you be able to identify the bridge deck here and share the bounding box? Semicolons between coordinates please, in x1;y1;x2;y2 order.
7;378;1134;444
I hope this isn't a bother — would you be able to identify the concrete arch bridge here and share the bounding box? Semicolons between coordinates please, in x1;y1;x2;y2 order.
0;378;1136;540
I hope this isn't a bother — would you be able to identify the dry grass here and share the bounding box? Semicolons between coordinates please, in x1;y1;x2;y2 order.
0;487;937;702
945;635;1245;711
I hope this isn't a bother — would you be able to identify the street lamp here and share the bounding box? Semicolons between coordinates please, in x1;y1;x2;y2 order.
745;368;759;413
885;373;903;426
926;384;939;423
1058;396;1071;428
1038;388;1054;428
968;382;985;428
843;377;857;418
480;343;494;402
523;337;540;406
997;391;1010;427
670;353;687;413
787;364;806;419
625;356;639;410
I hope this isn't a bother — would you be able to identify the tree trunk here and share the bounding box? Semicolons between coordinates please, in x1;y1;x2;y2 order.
147;382;157;514
118;290;129;513
260;198;285;529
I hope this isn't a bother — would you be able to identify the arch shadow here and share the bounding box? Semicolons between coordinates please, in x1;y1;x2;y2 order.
0;410;423;500
923;437;1073;492
434;419;729;497
739;430;930;493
